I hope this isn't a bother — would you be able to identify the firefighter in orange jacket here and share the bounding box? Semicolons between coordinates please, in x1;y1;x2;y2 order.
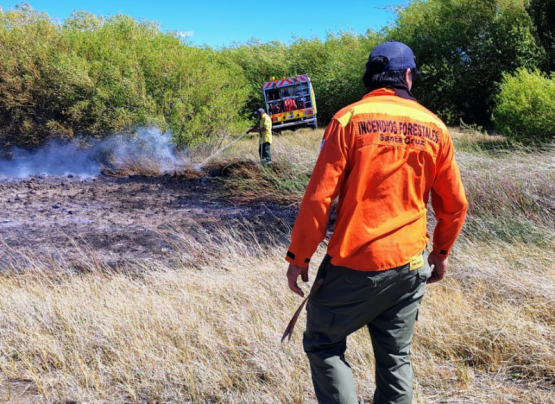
285;41;468;404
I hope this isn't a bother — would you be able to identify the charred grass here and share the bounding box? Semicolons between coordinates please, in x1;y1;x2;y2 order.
0;129;554;403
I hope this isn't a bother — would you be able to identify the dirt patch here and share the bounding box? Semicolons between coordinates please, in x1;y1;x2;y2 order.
0;169;298;269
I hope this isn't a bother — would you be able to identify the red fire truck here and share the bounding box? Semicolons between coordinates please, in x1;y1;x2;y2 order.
262;74;317;130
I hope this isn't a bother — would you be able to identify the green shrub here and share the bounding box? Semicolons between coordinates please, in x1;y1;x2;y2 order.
493;68;555;144
0;7;251;149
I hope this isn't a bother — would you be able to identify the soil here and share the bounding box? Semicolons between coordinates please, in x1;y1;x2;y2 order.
0;165;299;270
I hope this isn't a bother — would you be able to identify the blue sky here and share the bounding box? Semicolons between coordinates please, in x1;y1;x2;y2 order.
0;1;402;47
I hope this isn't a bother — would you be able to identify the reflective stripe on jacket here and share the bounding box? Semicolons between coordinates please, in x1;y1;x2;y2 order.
286;88;468;271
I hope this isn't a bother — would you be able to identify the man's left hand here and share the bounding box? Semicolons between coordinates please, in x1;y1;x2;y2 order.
427;251;449;284
287;263;309;297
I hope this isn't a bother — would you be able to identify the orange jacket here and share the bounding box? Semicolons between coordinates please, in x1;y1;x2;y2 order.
286;88;468;271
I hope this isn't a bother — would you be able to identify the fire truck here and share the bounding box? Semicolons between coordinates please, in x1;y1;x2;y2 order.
262;74;317;130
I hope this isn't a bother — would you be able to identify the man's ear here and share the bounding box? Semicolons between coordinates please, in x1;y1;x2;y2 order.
404;68;413;90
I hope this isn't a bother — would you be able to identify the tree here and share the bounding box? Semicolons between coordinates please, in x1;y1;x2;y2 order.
289;30;383;124
526;0;555;71
388;0;545;126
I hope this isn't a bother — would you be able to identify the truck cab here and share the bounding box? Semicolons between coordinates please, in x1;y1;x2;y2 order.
263;74;317;130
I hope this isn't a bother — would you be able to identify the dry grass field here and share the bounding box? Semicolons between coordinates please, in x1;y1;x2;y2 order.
0;128;553;403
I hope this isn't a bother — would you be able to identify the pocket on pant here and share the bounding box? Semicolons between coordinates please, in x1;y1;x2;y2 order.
306;300;336;336
416;251;432;282
417;261;432;282
362;271;387;287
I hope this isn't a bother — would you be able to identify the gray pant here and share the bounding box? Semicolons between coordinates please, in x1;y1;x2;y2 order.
303;254;431;404
259;142;271;165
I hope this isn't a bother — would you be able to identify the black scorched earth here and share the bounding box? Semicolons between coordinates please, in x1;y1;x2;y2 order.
0;169;297;270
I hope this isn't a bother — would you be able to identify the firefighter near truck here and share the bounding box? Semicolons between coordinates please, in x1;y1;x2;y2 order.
262;74;317;130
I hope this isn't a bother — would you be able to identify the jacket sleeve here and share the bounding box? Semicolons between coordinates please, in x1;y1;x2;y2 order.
431;133;468;258
285;119;350;267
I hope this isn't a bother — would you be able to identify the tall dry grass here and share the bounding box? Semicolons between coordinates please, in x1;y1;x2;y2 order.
194;128;322;205
196;128;322;172
0;129;553;403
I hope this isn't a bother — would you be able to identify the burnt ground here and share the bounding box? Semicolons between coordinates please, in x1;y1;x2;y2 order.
0;167;299;270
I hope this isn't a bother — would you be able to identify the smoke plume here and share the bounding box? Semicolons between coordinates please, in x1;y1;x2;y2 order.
0;128;189;180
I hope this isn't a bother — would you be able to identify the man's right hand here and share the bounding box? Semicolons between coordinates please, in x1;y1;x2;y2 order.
286;263;309;297
427;251;448;284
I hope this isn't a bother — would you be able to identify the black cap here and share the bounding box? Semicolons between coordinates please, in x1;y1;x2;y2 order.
368;41;416;71
363;41;417;88
255;108;265;115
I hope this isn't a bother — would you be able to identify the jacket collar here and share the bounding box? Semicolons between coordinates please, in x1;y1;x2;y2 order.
363;85;416;101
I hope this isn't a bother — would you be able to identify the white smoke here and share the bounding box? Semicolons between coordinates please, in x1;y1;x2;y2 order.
1;140;100;179
0;127;188;180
